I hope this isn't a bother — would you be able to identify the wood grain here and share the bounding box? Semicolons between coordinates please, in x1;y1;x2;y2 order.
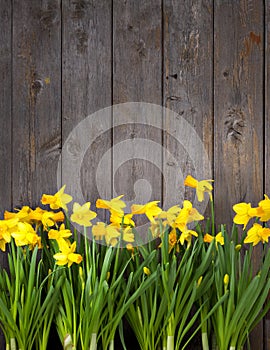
214;1;264;348
265;1;270;348
163;0;213;215
0;0;12;212
61;0;112;220
113;0;162;230
12;0;61;207
0;1;12;347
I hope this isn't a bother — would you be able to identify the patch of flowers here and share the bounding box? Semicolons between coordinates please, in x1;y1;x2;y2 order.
0;176;269;350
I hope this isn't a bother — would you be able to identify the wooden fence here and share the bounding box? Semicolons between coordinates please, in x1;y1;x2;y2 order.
0;0;269;348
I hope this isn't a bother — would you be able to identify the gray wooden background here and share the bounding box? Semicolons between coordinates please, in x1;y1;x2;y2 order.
0;0;269;348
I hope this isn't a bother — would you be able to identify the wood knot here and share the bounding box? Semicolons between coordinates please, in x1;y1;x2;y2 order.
40;7;58;29
136;39;146;57
225;108;245;142
75;29;88;53
72;0;89;20
31;79;43;94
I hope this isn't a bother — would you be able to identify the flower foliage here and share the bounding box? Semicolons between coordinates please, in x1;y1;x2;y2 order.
0;175;269;350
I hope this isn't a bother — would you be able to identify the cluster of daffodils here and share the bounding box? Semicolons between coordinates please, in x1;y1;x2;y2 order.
1;174;269;271
233;195;270;245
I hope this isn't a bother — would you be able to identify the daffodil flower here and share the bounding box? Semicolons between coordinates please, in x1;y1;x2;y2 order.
233;202;258;229
184;175;214;202
131;201;162;222
0;218;18;251
179;229;198;247
143;267;151;276
96;195;126;215
41;185;72;211
48;224;72;245
122;227;135;243
11;222;40;247
70;202;97;227
53;240;83;267
203;232;224;246
168;229;179;253
110;211;135;227
92;222;121;246
158;205;181;227
4;206;32;223
174;200;204;231
244;223;270;246
257;194;270;221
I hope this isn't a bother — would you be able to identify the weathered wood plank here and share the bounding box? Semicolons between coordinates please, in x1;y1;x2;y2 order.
265;1;270;349
113;0;162;232
214;1;264;348
163;0;213;218
0;0;12;213
0;1;12;347
12;0;61;207
61;0;112;220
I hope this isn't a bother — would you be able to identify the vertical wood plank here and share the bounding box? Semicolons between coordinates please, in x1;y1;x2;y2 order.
0;1;12;212
61;0;112;218
163;0;213;214
214;0;264;348
0;1;12;347
265;1;270;349
113;0;162;231
12;0;62;207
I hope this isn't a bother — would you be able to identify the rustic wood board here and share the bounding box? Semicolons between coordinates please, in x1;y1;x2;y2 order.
163;0;213;216
113;0;163;230
265;1;270;348
0;1;12;348
0;1;12;212
61;0;112;221
214;1;264;348
12;0;62;207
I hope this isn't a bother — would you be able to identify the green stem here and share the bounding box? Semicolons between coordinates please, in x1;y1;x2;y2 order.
10;338;16;350
210;198;215;235
201;333;209;350
90;333;97;350
167;336;174;350
13;248;20;322
109;339;114;350
68;269;77;348
84;227;90;273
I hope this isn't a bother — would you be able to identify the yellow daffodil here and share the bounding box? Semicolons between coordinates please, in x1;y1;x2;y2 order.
158;205;181;227
203;232;224;246
105;225;120;246
233;202;258;229
110;211;135;227
122;227;135;243
174;201;204;231
131;201;162;222
96;195;126;215
143;267;151;276
53;240;83;267
70;202;97;227
0;218;18;251
179;229;198;247
41;185;72;211
257;195;270;221
48;224;72;244
92;222;107;239
168;229;179;253
4;206;32;223
11;222;40;247
92;222;120;246
184;175;214;202
244;223;270;246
